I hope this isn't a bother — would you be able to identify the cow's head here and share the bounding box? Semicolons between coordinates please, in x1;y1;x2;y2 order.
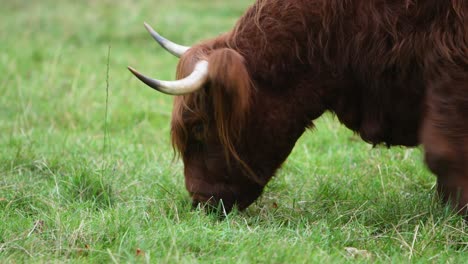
129;23;314;213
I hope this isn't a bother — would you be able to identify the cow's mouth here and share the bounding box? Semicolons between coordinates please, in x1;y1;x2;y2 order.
190;191;236;215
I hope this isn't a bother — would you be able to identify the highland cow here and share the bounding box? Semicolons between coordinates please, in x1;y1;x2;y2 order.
129;0;468;215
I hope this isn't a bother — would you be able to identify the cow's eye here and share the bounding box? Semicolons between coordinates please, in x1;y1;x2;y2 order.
191;123;204;141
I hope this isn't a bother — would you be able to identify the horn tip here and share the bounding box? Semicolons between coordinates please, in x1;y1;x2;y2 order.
127;66;142;77
143;22;154;32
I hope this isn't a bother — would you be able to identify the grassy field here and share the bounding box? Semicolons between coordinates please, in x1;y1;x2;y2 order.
1;0;466;262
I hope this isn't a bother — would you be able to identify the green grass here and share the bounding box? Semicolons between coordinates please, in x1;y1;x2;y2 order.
0;0;466;262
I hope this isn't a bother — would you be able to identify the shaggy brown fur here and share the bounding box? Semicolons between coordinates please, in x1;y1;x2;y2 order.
164;0;468;214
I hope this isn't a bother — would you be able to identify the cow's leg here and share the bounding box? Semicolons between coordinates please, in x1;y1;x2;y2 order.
421;76;468;215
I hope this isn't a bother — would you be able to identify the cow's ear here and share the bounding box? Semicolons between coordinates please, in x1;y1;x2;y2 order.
207;48;252;155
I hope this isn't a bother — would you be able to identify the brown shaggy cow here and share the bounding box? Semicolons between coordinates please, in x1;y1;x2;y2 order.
129;0;468;215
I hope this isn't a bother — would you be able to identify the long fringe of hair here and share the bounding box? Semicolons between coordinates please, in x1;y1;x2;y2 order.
170;42;259;182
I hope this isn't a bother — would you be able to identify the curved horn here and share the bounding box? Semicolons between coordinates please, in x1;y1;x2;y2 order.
144;22;190;57
128;60;209;95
